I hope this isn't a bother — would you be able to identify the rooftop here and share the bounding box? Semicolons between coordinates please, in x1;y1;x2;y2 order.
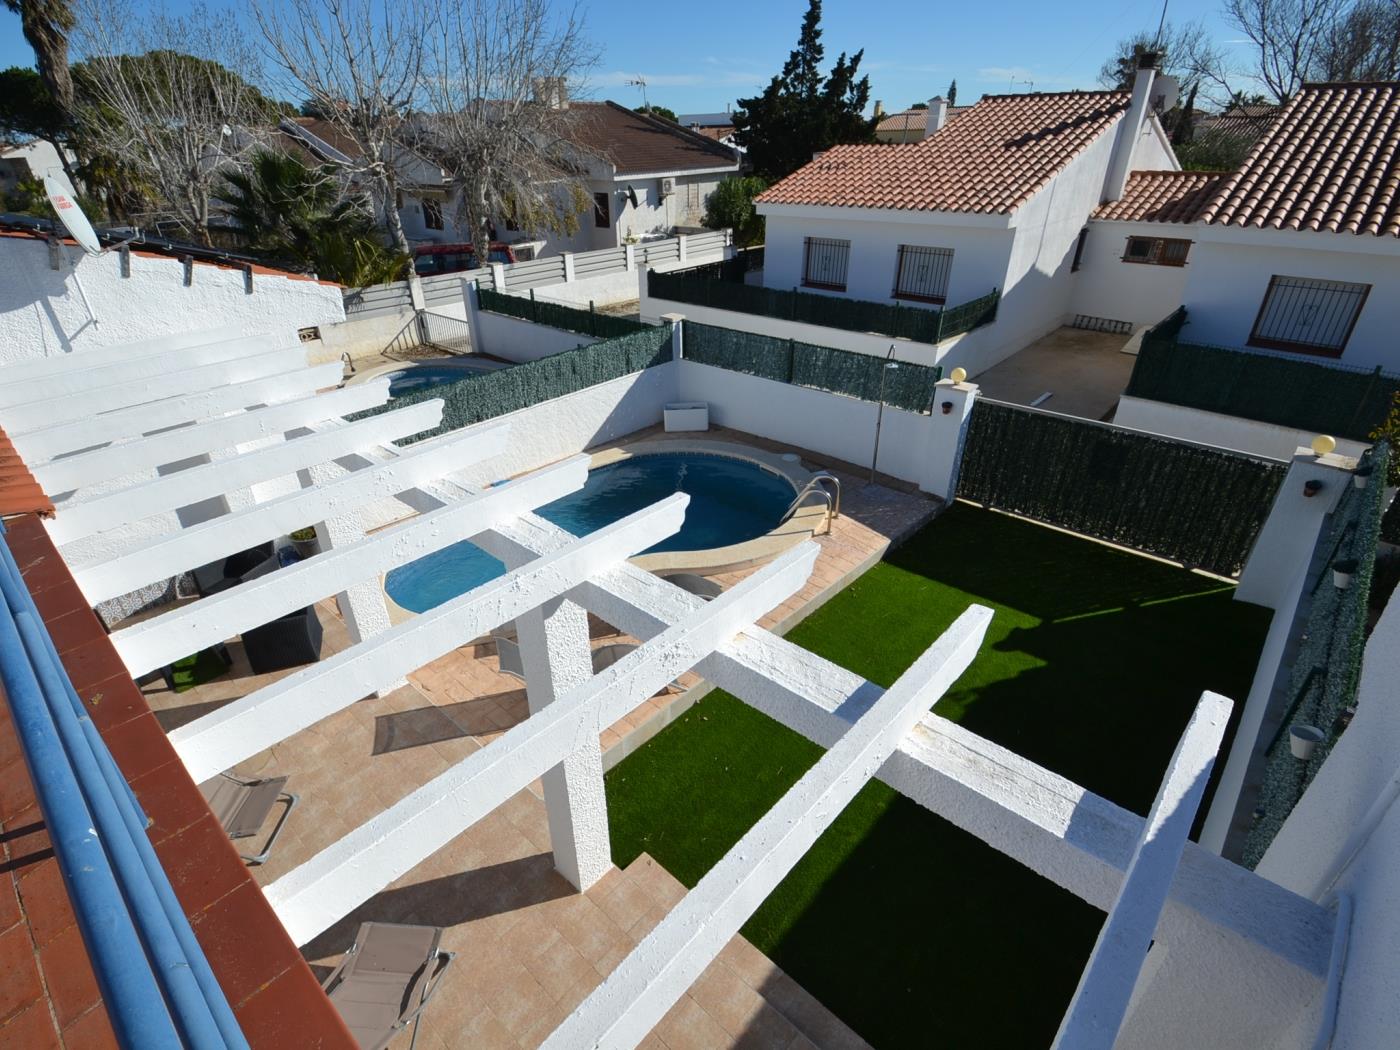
1199;81;1400;236
1093;169;1230;224
569;101;741;176
755;90;1130;214
872;105;971;134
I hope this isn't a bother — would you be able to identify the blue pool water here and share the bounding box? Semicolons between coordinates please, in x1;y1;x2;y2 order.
386;362;483;396
385;452;797;613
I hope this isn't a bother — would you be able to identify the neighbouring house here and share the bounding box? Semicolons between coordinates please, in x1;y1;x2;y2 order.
678;110;743;152
0;140;77;196
754;57;1178;365
873;99;970;143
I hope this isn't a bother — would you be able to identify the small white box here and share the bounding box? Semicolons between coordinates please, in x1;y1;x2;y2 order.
663;402;709;432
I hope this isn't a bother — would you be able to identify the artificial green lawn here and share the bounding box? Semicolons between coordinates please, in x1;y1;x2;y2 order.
605;502;1272;1049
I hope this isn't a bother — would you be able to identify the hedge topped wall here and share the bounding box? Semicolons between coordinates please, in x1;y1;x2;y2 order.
477;286;652;339
957;398;1288;577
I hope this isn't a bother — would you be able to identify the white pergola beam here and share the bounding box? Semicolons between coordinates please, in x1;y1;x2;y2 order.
12;363;344;463
1;348;312;433
265;540;821;946
70;420;503;604
1052;692;1232;1050
111;456;592;676
33;377;388;496
170;494;694;785
0;335;287;409
47;397;435;546
0;327;286;384
543;604;993;1050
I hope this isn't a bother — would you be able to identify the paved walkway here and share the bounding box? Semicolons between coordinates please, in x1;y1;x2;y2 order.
972;325;1140;421
136;425;935;1048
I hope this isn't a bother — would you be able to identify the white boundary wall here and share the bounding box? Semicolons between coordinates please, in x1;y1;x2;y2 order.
0;234;345;365
1115;395;1372;462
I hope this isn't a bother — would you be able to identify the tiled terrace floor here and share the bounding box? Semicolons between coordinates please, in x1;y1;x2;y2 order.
972;325;1140;422
134;426;936;1048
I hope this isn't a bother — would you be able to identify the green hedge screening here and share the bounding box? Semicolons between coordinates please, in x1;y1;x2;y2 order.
478;286;652;339
353;324;673;443
1127;308;1400;441
684;322;943;413
1244;442;1391;868
649;268;999;344
956;398;1288;576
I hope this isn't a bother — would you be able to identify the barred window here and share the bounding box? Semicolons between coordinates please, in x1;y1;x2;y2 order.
802;237;850;291
1122;236;1191;266
1248;275;1370;357
893;245;954;303
593;192;610;229
422;197;444;231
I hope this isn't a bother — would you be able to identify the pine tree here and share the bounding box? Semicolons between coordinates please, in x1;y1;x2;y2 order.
731;0;874;181
947;79;958;107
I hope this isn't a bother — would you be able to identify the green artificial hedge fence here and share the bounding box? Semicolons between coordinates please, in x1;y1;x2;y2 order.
353;324;673;443
684;322;943;413
1244;442;1392;867
956;398;1288;577
1127;308;1400;442
649;268;999;344
478;286;652;339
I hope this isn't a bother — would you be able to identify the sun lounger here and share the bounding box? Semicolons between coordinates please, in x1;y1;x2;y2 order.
198;771;298;866
322;922;455;1050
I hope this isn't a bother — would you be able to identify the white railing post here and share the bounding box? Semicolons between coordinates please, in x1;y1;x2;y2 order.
919;375;979;501
624;243;636;271
660;314;685;361
407;271;425;312
462;277;485;355
562;252;576;284
677;234;688;266
491;260;507;292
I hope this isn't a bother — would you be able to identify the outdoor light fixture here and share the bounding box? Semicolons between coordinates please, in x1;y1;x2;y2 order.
1311;434;1338;456
1289;725;1325;760
869;351;899;484
941;401;954;415
1354;464;1373;489
1333;559;1358;590
1304;479;1324;497
949;367;968;384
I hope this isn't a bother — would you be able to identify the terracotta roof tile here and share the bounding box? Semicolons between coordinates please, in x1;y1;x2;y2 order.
0;427;53;518
1093;170;1228;223
1200;82;1400;236
757;90;1131;214
873;106;971;134
568;102;740;176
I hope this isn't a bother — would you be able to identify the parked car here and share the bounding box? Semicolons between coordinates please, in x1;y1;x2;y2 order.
412;242;517;277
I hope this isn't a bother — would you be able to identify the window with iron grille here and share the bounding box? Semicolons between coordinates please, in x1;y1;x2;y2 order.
593;192;610;229
422;198;444;231
893;245;954;303
802;237;850;291
1248;275;1371;357
1122;236;1191;266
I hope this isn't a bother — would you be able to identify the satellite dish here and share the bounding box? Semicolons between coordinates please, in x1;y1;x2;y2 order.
43;168;102;257
624;184;639;209
1151;75;1181;114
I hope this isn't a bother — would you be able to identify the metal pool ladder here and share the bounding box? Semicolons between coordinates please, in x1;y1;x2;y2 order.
780;472;841;535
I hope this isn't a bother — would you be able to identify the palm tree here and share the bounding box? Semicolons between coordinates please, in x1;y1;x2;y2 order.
5;0;74;115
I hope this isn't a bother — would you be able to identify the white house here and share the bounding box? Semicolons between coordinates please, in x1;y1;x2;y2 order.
0;139;77;196
754;56;1178;365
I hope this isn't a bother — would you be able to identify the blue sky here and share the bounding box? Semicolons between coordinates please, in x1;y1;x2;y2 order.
0;0;1247;115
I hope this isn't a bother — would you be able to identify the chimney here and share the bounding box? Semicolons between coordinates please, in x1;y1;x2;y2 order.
1103;51;1158;202
874;100;885;119
924;97;949;139
532;76;568;109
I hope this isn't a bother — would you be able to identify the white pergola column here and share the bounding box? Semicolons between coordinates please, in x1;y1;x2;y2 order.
516;596;611;891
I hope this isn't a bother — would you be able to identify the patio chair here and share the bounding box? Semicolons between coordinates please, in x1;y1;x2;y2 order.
191;542;276;597
198;772;298;866
659;572;723;601
322;922;455;1050
241;605;323;674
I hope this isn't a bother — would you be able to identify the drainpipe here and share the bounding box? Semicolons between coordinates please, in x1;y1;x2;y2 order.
924;97;949;139
1103;51;1159;202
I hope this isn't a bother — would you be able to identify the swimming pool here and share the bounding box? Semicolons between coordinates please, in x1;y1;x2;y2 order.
385;451;798;613
386;362;484;397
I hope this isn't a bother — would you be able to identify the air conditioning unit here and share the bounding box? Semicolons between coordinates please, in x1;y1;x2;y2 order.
660;177;675;197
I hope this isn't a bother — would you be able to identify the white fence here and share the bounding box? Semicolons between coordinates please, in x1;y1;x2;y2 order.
344;230;731;320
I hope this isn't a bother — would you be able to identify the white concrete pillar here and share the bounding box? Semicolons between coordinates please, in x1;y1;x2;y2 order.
660;313;685;360
562;252;576;284
514;597;612;890
407;271;426;312
461;278;485;356
625;243;636;271
490;260;507;292
1235;447;1354;609
677;234;689;265
919;376;978;501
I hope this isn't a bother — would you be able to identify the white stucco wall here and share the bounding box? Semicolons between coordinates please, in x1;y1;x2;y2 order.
1070;219;1193;327
1179;229;1400;371
1114;396;1371;462
472;308;598;362
0;235;346;365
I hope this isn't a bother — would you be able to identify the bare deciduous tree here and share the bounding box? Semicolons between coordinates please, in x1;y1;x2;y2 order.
1315;0;1400;81
1224;0;1351;102
254;0;428;254
417;0;598;268
1099;22;1234;106
71;0;273;243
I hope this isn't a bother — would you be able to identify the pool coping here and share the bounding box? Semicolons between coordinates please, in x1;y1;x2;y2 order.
382;437;827;624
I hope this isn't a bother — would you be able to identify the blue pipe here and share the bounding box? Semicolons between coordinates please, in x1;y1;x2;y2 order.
0;539;247;1048
0;598;182;1050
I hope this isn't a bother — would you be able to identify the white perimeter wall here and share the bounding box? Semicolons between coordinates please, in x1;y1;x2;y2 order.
1070;219;1193;327
0;235;346;365
1180;232;1400;372
470;307;598;362
1114;395;1371;461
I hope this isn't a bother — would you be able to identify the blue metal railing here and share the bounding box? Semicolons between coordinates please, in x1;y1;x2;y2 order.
0;521;249;1050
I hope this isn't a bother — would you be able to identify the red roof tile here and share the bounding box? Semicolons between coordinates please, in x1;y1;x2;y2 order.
873;106;971;134
1093;170;1228;223
756;90;1132;214
568;102;741;176
1200;82;1400;236
0;427;53;519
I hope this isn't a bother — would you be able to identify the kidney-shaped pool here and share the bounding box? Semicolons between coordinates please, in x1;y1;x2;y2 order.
385;451;798;613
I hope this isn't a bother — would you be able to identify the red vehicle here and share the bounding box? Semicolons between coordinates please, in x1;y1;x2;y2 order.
411;242;518;277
